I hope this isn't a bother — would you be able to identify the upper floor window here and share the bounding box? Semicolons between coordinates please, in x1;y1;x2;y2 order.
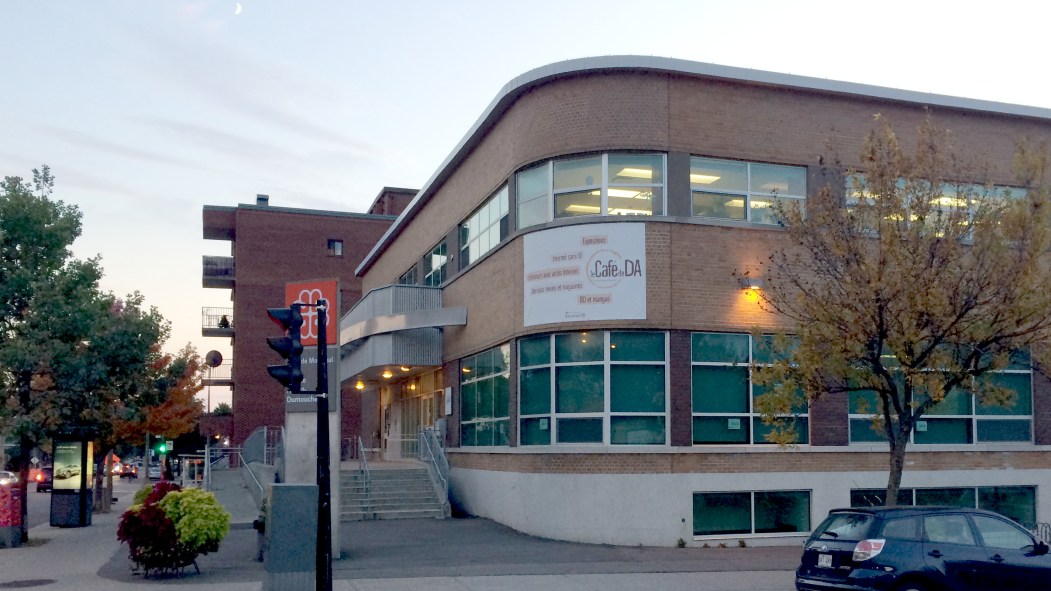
423;240;447;287
691;158;806;224
397;266;418;286
692;332;809;444
460;185;508;270
519;331;668;446
327;239;343;257
846;174;1026;233
516;153;665;229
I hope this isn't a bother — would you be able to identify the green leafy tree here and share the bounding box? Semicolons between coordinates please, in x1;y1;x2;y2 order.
0;167;171;536
211;402;232;416
749;117;1051;505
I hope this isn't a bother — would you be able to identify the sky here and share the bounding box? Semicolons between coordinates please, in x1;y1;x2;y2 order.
3;1;1050;411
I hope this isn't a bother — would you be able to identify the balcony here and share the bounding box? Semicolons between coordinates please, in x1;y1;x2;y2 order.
203;256;235;288
202;307;234;338
203;361;233;387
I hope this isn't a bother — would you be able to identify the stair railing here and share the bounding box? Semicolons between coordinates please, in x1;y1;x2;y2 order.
417;426;449;512
357;435;371;513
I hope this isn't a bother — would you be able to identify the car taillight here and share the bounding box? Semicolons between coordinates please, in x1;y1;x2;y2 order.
35;474;42;482
853;539;886;561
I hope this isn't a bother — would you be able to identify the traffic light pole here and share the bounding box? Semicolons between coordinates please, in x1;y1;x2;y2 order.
315;300;332;591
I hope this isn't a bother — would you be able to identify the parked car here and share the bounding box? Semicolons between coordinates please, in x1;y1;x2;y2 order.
147;464;162;480
35;466;53;492
119;463;138;479
796;506;1051;590
0;471;17;486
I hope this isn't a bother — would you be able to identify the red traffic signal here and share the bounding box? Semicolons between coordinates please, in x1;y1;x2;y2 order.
266;306;304;393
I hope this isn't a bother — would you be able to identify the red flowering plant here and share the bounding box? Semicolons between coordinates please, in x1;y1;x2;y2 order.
117;481;230;576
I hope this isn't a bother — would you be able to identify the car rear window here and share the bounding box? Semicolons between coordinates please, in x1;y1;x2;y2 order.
880;517;920;540
814;512;876;541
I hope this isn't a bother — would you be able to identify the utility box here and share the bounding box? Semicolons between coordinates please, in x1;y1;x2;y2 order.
263;484;318;591
0;482;22;548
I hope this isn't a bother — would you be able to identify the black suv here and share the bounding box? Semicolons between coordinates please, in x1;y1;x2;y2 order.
796;506;1051;590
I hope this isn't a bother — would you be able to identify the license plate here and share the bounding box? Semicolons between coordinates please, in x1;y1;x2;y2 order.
818;553;833;568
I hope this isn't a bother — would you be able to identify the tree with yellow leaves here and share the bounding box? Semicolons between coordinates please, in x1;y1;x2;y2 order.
750;116;1051;505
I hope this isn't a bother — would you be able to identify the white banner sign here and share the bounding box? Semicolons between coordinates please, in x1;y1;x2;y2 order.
523;223;646;326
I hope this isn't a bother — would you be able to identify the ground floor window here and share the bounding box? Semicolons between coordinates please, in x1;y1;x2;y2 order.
849;366;1033;445
850;486;1036;525
692;332;808;445
519;331;668;446
693;490;811;536
460;344;511;446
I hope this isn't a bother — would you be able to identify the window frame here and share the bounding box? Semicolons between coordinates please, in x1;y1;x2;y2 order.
460;185;509;270
459;344;511;447
849;485;1037;526
690;157;806;225
423;239;448;287
692;489;812;538
327;239;343;257
515;152;667;229
690;332;810;445
518;331;669;446
848;368;1034;445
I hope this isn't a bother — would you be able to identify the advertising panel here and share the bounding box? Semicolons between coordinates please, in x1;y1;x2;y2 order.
53;441;92;491
523;223;646;326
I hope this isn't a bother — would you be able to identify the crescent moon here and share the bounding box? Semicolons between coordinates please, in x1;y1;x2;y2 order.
235;2;242;14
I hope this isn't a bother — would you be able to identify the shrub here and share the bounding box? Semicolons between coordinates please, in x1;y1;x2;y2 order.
117;481;230;576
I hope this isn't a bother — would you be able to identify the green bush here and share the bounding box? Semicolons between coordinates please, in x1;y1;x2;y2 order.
118;482;231;575
159;488;230;551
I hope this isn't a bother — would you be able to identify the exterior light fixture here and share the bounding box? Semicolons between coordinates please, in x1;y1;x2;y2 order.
355;380;365;390
381;369;394;379
737;277;765;291
409;383;417;391
400;366;411;372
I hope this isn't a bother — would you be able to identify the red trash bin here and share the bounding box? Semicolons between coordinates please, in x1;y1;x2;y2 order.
0;480;23;548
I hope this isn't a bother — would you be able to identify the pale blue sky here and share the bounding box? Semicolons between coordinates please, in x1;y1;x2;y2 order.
3;1;1049;409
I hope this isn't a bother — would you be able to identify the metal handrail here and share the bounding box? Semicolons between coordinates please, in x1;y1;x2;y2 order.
237;451;264;500
357;436;371;512
417;427;449;505
1027;522;1051;542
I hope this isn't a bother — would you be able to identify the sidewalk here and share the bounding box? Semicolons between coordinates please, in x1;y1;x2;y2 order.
0;472;798;590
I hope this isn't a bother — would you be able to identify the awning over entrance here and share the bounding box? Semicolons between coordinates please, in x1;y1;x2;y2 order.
339;285;466;384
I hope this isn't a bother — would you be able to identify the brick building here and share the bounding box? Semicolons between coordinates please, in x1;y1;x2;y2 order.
339;56;1051;546
202;190;412;446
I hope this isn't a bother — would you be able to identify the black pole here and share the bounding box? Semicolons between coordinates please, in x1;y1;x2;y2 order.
315;300;332;591
78;440;88;526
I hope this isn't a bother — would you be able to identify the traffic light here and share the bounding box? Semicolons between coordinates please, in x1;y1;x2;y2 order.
266;305;304;393
156;440;167;454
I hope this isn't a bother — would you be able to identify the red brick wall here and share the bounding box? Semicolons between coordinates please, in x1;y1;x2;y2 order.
224;207;394;445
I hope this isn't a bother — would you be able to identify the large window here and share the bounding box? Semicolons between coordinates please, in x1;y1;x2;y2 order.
693;490;811;536
460;345;511;446
397;265;418;286
460;185;508;269
691;333;808;444
846;174;1026;233
519;331;667;445
516;153;665;229
850;486;1036;525
691;157;806;224
423;240;447;287
849;365;1033;445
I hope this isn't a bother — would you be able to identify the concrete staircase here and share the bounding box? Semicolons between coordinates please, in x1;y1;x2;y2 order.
340;463;447;521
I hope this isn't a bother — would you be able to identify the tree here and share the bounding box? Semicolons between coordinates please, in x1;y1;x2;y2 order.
749;117;1051;505
212;402;232;416
0;167;171;535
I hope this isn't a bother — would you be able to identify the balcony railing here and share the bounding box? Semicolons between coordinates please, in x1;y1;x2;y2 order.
203;361;233;386
202;307;234;337
202;255;235;288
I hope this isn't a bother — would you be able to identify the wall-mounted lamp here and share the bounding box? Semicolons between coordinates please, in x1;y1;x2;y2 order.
399;366;411;372
355;380;365;390
381;369;394;379
737;277;766;291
